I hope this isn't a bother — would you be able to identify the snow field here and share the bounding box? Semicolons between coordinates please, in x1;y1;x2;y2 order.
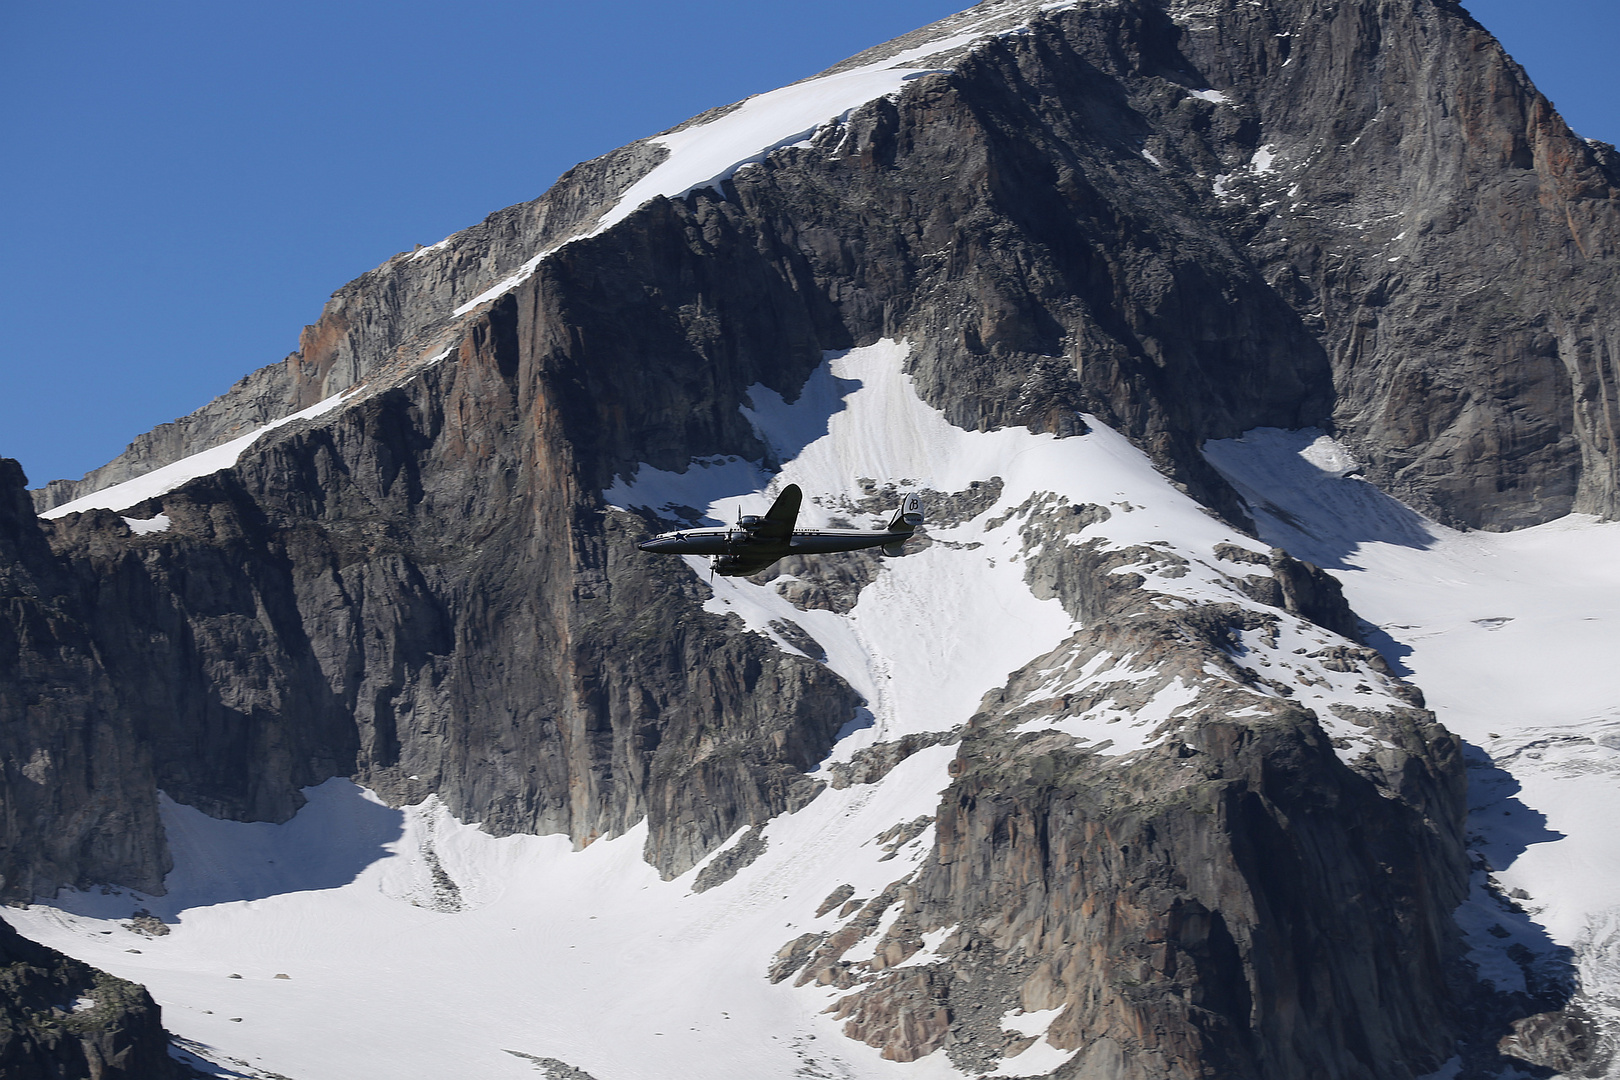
611;338;1316;761
16;749;973;1080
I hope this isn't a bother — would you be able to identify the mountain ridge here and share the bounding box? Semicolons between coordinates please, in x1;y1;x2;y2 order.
36;0;1620;530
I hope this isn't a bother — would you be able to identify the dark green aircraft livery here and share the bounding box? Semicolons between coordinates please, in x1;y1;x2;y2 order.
637;484;924;577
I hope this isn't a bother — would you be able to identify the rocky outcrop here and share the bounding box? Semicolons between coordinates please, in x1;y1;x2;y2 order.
777;525;1472;1078
1497;1003;1612;1077
0;914;191;1079
691;827;769;894
1217;543;1367;644
909;707;1463;1079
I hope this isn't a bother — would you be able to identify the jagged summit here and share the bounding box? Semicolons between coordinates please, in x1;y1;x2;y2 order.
5;1;1620;1077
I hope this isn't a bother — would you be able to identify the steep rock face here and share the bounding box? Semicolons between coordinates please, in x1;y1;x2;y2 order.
38;298;858;881
0;461;165;898
726;12;1339;515
1168;0;1620;527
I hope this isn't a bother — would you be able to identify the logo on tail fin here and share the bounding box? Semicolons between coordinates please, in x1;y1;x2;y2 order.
887;492;923;534
883;492;923;555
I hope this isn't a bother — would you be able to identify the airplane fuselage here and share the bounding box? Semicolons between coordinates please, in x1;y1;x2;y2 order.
637;486;922;577
638;527;905;559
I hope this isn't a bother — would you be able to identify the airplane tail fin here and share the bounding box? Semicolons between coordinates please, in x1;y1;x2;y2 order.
763;484;802;533
882;492;923;555
744;483;801;540
885;492;923;533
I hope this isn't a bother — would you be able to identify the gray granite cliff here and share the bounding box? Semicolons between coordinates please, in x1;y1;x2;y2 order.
6;0;1618;1075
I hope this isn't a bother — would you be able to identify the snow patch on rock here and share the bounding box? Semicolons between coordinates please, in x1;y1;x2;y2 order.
121;513;171;535
42;392;359;519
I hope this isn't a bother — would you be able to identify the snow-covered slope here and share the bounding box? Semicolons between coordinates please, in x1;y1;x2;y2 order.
606;341;1420;767
449;0;1075;318
38;391;357;519
15;768;964;1080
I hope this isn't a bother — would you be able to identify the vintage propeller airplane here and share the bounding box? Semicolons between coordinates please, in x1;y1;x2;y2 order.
637;483;923;577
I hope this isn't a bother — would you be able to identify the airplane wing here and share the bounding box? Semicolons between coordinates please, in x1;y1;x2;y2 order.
755;483;802;540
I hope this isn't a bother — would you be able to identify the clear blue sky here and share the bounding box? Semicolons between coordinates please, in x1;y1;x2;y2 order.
2;0;1615;488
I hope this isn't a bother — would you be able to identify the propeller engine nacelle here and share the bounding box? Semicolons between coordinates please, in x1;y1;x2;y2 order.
737;515;764;530
710;554;755;577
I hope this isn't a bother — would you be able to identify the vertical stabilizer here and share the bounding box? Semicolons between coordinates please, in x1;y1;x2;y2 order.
886;492;923;533
883;492;923;555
